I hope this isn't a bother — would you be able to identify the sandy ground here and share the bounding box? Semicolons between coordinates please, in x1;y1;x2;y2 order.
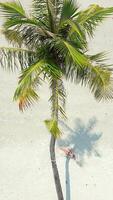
0;0;113;200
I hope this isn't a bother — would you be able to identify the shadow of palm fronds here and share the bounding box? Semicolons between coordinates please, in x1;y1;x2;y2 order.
58;117;102;166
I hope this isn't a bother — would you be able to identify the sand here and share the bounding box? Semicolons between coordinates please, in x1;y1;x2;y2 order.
0;0;113;199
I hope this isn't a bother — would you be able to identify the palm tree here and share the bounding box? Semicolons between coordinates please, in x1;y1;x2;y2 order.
0;0;113;199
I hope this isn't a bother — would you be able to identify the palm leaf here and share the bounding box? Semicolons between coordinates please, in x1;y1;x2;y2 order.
32;0;47;20
77;4;113;37
14;59;62;111
63;40;89;67
47;37;113;102
87;66;113;100
46;0;55;32
67;20;85;39
45;119;62;137
1;29;23;46
14;70;41;111
17;25;55;49
0;47;36;71
0;1;40;29
56;40;113;100
3;18;39;29
88;52;108;63
60;0;79;24
32;0;58;32
49;77;66;119
18;60;46;83
59;19;86;48
14;85;39;111
19;60;61;85
14;61;43;111
0;1;26;18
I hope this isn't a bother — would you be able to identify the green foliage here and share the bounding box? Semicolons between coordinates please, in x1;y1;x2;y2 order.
88;52;108;64
0;1;29;29
0;1;26;18
2;29;23;46
77;4;113;37
0;0;113;129
44;119;62;137
49;78;66;119
14;85;39;111
60;0;79;23
32;0;47;19
0;47;36;71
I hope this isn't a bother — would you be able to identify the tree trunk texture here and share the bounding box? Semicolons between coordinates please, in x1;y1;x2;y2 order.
50;135;64;200
50;78;64;200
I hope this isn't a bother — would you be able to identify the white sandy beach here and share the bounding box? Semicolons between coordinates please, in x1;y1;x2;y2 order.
0;0;113;200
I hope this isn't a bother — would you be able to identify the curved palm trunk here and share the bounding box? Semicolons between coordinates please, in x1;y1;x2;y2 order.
50;135;64;200
50;78;64;200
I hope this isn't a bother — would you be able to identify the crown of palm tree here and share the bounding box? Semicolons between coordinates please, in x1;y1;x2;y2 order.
0;0;113;122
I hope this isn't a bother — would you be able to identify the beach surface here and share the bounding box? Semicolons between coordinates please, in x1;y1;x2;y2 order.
0;0;113;199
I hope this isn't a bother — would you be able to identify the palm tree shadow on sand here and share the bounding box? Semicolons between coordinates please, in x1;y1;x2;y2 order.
57;117;102;200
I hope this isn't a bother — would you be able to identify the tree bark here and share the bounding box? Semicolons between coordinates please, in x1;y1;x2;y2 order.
50;135;64;200
50;78;64;200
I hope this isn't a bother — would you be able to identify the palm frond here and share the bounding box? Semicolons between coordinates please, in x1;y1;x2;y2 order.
0;1;26;18
14;85;39;111
17;24;55;49
48;37;113;102
32;0;56;32
32;0;63;27
46;0;55;32
17;60;46;83
59;19;86;47
54;39;113;101
49;77;66;119
19;60;61;84
13;61;44;111
45;119;62;137
1;22;55;50
88;52;108;63
48;37;88;73
0;1;40;30
65;43;113;100
1;28;23;46
60;0;79;24
63;40;89;67
66;61;113;100
87;52;113;72
14;69;41;111
66;20;85;39
87;65;113;100
32;0;47;20
54;0;63;19
0;47;36;71
3;18;39;29
77;4;113;37
68;58;113;100
14;59;62;111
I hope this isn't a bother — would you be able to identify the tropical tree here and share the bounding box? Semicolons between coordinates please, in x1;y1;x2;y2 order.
0;0;113;199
